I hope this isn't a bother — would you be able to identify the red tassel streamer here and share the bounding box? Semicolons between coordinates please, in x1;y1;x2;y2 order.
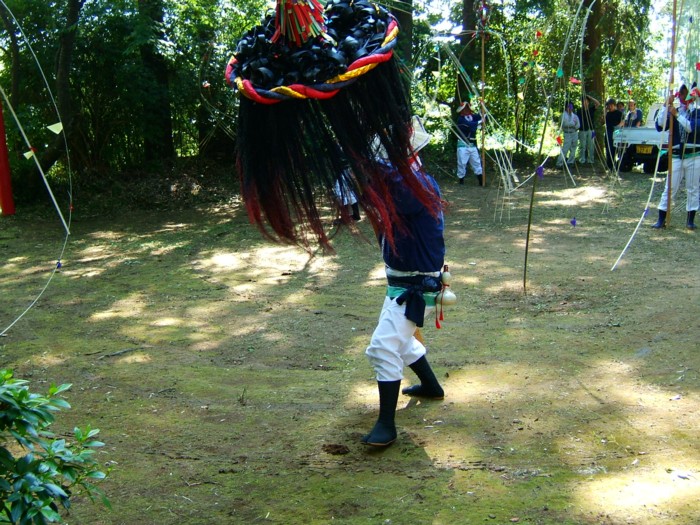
272;0;327;46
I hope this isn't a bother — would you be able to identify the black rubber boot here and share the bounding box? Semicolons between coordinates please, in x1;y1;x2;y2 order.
687;211;697;230
652;209;667;229
351;202;361;221
361;380;400;447
477;174;483;187
458;177;465;185
401;356;445;400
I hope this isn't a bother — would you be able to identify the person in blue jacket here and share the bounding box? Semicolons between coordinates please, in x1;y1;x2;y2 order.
652;87;700;230
362;138;447;448
456;101;484;186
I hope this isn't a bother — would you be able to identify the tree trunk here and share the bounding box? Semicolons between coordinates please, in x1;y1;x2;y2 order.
391;0;413;65
138;0;175;163
0;9;21;106
582;0;604;138
35;0;84;176
458;0;480;106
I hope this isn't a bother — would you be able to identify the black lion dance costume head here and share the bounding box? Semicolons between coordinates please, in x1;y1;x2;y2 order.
226;0;442;250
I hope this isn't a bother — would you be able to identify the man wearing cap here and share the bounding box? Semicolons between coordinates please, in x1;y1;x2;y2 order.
605;98;624;170
455;101;484;186
557;102;580;168
577;94;600;164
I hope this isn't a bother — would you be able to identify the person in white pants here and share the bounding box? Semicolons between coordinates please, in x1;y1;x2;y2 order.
456;101;484;186
652;88;700;230
362;127;447;448
557;102;580;167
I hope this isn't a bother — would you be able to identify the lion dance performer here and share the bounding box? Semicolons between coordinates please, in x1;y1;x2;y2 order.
226;0;449;447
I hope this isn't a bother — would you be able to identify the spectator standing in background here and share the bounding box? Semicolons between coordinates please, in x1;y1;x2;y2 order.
577;94;600;165
557;102;580;168
624;100;643;127
605;98;624;170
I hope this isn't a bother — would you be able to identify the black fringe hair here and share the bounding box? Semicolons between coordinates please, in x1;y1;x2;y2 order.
233;1;443;251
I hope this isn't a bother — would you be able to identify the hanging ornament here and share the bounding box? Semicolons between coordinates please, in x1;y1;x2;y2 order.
536;166;544;179
475;0;491;31
570;217;577;227
556;68;564;78
436;265;457;306
556;135;563;146
535;30;543;38
569;77;581;84
533;50;539;57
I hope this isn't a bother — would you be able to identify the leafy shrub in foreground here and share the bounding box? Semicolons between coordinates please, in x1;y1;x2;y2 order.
0;369;109;524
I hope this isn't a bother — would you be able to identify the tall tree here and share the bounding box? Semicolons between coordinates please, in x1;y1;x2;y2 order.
136;0;175;162
390;0;413;64
40;0;84;173
0;8;21;106
459;0;480;105
581;0;602;100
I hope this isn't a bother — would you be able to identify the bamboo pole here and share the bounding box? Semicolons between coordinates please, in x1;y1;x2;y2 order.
480;29;486;186
665;0;678;227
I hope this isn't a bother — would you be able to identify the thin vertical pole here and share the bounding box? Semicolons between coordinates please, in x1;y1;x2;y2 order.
665;0;678;226
0;100;15;216
480;29;486;186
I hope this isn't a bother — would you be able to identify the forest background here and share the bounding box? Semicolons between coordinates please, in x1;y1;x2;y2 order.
0;0;698;208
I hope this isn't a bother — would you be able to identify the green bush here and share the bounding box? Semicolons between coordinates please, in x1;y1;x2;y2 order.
0;369;109;524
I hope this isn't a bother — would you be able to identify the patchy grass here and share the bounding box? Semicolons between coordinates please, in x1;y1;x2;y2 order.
2;164;699;525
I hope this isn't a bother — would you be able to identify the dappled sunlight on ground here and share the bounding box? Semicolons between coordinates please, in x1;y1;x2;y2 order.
577;469;700;522
4;172;700;524
537;186;609;208
90;293;146;321
484;279;524;295
118;352;152;364
193;245;344;289
30;352;70;367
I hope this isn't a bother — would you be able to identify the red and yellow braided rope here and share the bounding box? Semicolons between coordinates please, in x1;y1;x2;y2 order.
227;20;399;105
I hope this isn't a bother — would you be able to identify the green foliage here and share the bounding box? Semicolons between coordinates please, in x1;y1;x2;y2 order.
0;369;109;524
0;0;679;199
407;0;670;158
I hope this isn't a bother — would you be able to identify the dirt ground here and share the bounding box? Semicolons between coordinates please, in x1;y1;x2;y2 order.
1;162;699;525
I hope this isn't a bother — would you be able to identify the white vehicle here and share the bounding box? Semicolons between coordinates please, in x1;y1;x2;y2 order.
613;103;669;173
